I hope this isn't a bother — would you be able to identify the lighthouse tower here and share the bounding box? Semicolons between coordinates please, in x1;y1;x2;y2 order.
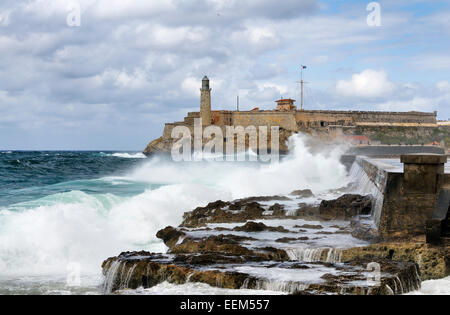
200;76;212;126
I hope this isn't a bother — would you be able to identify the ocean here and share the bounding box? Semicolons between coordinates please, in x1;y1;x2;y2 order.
0;136;447;295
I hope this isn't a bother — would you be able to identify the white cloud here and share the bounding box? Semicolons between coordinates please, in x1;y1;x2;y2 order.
336;69;397;99
0;0;449;149
94;69;149;89
181;76;199;97
376;97;434;113
437;81;450;93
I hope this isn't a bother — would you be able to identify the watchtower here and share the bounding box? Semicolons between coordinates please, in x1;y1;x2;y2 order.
200;76;212;126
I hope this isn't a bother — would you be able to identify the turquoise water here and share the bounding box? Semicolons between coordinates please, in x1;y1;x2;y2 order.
0;151;169;294
0;137;352;294
0;151;152;207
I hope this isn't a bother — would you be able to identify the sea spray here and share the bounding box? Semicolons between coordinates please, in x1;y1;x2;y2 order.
0;184;224;276
0;134;349;283
127;134;349;199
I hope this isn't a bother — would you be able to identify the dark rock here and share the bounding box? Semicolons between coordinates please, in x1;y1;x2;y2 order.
233;221;289;233
290;189;314;198
156;226;185;248
319;194;372;221
295;224;323;230
174;254;247;265
350;220;381;242
102;254;421;295
295;203;320;218
316;231;334;235
275;237;309;243
181;200;267;228
269;203;286;216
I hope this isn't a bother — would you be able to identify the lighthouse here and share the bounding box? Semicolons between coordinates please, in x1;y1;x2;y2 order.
200;76;212;126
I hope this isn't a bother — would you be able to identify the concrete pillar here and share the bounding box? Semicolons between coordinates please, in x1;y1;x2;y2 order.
200;76;212;126
400;154;447;195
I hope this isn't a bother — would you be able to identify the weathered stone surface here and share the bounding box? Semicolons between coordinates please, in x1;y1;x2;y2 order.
168;234;289;261
143;137;171;156
180;197;305;228
180;200;265;228
295;203;320;218
233;221;289;233
275;237;309;243
401;154;447;165
350;220;381;242
156;226;185;248
340;242;450;280
319;194;372;221
295;224;323;230
102;252;421;295
268;203;286;216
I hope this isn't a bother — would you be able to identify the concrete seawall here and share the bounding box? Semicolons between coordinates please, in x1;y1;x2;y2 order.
353;154;449;240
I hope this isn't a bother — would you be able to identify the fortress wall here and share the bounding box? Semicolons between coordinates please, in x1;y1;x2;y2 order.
353;111;436;124
295;110;436;126
231;111;297;131
295;111;354;127
212;111;233;126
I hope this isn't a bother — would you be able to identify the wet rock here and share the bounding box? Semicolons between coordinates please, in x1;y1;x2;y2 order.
295;224;323;230
275;237;310;243
295;203;319;218
255;247;290;261
174;254;248;265
340;242;450;281
102;253;422;295
233;221;289;233
350;220;381;242
167;234;288;261
156;226;185;248
181;200;267;228
319;194;372;221
268;203;286;216
290;189;314;198
170;235;255;256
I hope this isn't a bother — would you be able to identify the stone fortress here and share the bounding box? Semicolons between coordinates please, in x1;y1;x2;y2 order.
144;76;448;155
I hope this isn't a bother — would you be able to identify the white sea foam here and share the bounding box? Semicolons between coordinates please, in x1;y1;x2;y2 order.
117;282;285;295
109;152;147;159
0;134;350;290
0;184;224;277
406;276;450;295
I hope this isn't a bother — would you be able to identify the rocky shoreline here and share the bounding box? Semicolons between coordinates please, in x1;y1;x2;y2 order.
101;193;449;295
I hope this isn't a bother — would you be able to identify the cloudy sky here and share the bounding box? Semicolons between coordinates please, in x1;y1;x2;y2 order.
0;0;449;150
